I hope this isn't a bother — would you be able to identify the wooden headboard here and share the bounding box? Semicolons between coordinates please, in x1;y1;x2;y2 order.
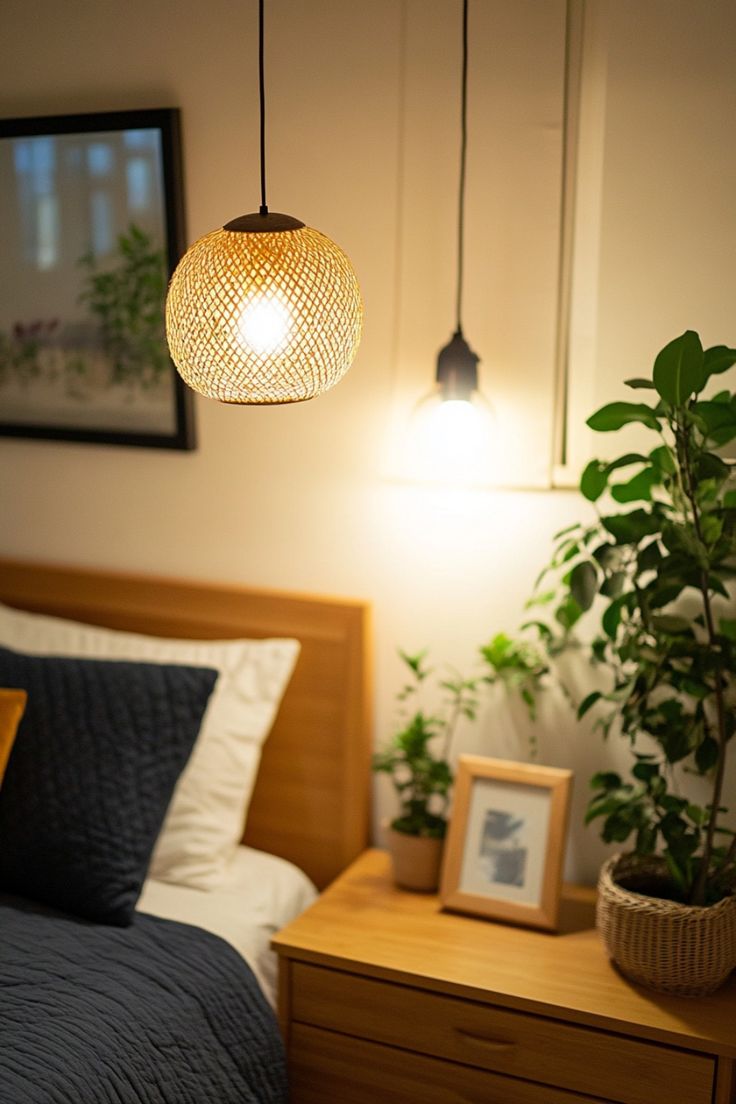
0;558;372;889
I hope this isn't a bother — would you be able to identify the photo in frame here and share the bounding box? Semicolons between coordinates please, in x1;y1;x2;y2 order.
440;755;573;930
0;108;194;449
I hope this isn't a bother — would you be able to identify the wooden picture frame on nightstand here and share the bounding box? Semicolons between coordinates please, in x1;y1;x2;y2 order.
440;755;573;931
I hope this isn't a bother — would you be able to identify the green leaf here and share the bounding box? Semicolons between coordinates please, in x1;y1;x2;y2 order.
652;614;692;635
520;620;553;643
686;804;707;827
592;543;623;570
580;460;608;502
586;794;636;828
586;402;661;433
601;811;638;843
637;540;662;573
685;408;709;433
660;794;689;815
398;648;430;680
710;570;734;595
600;571;626;598
664;853;688;894
609;678;635;703
578;690;602;719
552;523;581;541
570;561;598;612
648;445;676;475
661;521;705;562
636;825;657;854
701;514;723;546
602;509;661;545
526;588;557;609
590;771;622;791
696;452;731;485
555;596;583;631
624;378;656;390
520;687;535;712
647;581;684;609
480;632;515;669
604;453;649;473
719;618;736;641
695;735;719;772
602;594;629;638
610;467;659;504
692;401;736;445
697;478;720;506
632;761;660;782
703;344;736;380
652;330;704;404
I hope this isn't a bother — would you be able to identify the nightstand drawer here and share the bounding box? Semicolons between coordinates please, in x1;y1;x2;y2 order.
290;1023;612;1104
291;963;715;1104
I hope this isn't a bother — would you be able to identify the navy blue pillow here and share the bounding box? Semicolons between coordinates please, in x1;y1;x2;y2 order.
0;646;217;926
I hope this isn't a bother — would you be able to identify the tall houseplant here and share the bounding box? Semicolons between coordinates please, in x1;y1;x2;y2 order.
373;650;478;890
485;331;736;992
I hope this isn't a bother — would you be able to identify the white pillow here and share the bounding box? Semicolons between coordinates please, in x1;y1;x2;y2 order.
0;601;300;889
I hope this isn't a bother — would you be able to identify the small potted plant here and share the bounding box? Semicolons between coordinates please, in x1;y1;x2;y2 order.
373;650;479;892
483;331;736;994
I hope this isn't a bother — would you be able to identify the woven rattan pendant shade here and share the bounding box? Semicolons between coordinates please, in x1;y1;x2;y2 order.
166;220;362;404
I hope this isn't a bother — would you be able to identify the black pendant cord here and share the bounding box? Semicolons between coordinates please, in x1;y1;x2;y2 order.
259;0;268;216
455;0;468;334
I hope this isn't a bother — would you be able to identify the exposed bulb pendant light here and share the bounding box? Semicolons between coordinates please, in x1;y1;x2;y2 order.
165;0;363;404
434;0;483;404
404;0;492;486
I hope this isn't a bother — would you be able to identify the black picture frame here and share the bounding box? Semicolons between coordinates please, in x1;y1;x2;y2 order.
0;103;195;448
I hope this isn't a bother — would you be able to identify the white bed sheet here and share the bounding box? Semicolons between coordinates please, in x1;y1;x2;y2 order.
137;845;317;1007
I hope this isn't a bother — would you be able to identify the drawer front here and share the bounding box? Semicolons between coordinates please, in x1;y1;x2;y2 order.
291;964;714;1104
290;1023;609;1104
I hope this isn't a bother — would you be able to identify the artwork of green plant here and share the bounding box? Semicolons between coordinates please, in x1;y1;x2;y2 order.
0;225;168;395
78;224;168;389
482;332;736;905
373;650;480;838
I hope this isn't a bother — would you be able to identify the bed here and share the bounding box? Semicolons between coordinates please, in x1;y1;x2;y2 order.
0;557;372;1104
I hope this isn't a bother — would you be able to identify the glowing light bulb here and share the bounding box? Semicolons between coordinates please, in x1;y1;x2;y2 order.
237;295;292;356
403;392;496;485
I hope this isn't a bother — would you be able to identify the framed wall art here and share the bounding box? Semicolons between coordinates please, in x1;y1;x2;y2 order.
440;755;573;931
0;107;194;449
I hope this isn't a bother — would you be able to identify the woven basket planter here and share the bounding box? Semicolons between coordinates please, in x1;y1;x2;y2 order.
597;854;736;996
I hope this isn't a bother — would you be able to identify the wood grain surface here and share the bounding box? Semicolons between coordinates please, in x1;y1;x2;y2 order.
274;849;736;1056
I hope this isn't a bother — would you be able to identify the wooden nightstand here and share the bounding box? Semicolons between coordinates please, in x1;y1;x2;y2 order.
272;849;736;1104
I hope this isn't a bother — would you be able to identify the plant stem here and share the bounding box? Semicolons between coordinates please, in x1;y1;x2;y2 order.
440;699;462;765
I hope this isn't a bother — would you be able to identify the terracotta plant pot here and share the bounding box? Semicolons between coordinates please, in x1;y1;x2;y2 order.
597;854;736;996
384;825;444;893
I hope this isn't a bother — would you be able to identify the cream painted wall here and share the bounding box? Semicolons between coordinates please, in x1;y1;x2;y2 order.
4;0;727;887
564;0;736;475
